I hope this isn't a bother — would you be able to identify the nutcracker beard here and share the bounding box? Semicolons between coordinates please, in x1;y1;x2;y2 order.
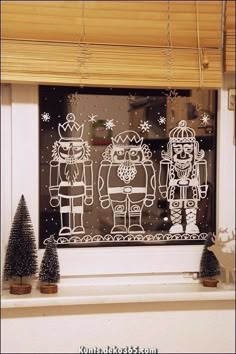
117;161;137;184
175;161;192;179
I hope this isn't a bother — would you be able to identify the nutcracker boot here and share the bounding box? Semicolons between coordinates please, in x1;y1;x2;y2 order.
185;208;199;233
169;207;183;233
111;201;128;234
128;201;144;233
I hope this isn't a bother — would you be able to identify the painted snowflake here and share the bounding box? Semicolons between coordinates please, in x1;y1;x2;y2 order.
200;112;211;125
88;114;98;123
104;119;115;130
41;112;50;122
128;94;136;103
158;116;166;125
139;120;152;133
68;92;80;105
164;89;179;104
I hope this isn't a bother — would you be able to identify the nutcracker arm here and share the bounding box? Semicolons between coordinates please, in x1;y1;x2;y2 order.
143;160;156;200
158;160;170;198
197;160;208;198
49;160;59;198
84;160;93;204
98;160;111;202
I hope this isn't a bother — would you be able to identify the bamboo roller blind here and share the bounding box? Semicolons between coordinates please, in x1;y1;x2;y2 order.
224;1;235;73
1;1;223;88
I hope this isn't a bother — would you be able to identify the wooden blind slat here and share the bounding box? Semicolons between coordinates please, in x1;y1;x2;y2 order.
1;1;222;48
224;1;235;72
224;30;235;72
1;40;222;88
1;1;224;86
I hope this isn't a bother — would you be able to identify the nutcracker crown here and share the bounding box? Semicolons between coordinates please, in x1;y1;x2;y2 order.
169;120;195;143
112;130;143;146
58;113;84;141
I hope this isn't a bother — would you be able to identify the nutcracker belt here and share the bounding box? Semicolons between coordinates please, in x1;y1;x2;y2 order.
108;187;147;194
60;181;85;187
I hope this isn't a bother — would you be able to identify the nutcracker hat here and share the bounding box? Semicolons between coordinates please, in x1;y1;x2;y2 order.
169;120;195;143
112;130;143;146
58;113;84;141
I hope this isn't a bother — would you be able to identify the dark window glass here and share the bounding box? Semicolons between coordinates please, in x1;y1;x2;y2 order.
39;86;217;248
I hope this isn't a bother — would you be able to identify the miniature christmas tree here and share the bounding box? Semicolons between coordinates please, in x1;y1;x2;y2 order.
199;232;220;287
3;195;38;294
39;235;60;294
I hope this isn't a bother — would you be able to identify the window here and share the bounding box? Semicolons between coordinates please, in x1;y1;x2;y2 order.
39;86;217;249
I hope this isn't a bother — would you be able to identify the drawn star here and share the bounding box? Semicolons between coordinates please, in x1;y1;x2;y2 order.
104;119;115;130
88;114;98;123
68;92;80;105
158;116;166;125
139;120;152;133
200;112;211;125
41;112;50;122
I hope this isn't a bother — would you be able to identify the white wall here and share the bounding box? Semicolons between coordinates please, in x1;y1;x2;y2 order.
1;301;235;353
217;74;235;230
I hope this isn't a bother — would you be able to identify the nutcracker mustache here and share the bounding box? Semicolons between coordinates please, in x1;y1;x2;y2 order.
63;156;79;164
117;161;137;184
175;161;192;170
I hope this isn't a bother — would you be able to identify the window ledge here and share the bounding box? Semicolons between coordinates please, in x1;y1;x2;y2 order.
1;283;235;309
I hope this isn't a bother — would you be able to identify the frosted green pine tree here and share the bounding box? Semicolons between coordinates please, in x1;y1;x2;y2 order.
39;235;60;285
200;232;220;278
3;195;38;284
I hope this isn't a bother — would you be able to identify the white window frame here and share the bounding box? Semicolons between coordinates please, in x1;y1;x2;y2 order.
1;83;235;279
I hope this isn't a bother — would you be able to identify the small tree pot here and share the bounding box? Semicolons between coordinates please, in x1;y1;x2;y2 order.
10;284;32;295
202;277;219;287
40;284;58;294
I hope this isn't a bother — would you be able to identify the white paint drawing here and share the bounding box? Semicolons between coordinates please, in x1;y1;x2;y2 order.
104;119;115;130
158;116;166;125
158;120;208;234
138;120;152;133
200;112;211;125
68;92;80;106
163;89;179;104
41;112;51;122
49;113;93;236
98;130;156;234
88;113;98;123
44;232;208;245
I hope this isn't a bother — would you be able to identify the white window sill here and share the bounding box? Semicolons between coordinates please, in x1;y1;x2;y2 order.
2;283;235;309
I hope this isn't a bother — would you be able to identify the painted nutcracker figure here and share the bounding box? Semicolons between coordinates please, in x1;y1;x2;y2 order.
49;113;93;236
98;130;156;234
158;120;208;234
